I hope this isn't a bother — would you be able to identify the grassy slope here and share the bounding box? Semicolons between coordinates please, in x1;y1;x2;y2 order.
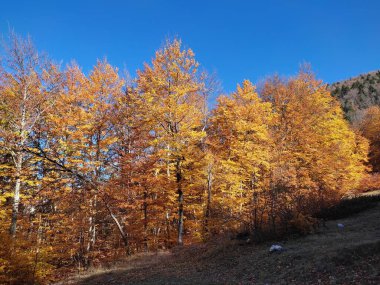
62;198;380;285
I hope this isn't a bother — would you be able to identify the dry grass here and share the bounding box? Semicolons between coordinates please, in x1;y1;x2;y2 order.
58;195;380;285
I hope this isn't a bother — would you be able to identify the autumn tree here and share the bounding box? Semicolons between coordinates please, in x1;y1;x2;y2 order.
0;31;62;237
0;32;63;284
34;60;128;266
136;39;206;245
110;83;173;251
357;106;380;172
209;80;273;234
261;70;368;233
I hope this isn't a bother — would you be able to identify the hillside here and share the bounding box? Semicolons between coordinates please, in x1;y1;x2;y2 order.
60;196;380;285
330;71;380;121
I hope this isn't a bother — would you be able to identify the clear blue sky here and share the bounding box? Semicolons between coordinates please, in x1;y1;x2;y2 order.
1;0;379;97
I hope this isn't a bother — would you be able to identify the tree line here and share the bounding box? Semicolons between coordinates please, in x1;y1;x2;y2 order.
0;33;369;283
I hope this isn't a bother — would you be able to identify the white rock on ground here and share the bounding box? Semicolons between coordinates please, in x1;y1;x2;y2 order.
269;244;284;252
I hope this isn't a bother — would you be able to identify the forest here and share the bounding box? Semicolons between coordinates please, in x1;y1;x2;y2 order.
0;32;378;284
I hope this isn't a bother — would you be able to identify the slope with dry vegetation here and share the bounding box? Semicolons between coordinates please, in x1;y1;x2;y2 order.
62;194;380;285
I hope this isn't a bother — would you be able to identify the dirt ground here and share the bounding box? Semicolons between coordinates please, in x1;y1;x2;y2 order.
59;201;380;285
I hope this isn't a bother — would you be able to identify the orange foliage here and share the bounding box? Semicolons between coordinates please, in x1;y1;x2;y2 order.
0;35;372;284
358;173;380;193
357;106;380;172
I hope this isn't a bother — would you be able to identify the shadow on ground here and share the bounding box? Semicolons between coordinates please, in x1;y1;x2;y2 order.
63;198;380;285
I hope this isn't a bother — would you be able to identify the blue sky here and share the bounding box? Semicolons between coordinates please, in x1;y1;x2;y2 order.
1;0;379;98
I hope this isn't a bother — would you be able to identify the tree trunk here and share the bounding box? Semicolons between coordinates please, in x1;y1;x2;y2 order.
204;164;212;235
10;86;27;237
143;190;148;251
87;195;97;252
10;152;23;236
87;130;101;251
165;210;171;246
176;159;184;245
178;190;184;245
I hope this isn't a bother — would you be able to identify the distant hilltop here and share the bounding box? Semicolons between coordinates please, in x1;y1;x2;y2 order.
330;70;380;122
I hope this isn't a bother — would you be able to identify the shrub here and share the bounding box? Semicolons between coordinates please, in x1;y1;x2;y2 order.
358;173;380;193
0;233;55;284
290;213;318;235
315;195;380;220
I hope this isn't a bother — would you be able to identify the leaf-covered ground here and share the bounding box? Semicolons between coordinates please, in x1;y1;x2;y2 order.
61;200;380;285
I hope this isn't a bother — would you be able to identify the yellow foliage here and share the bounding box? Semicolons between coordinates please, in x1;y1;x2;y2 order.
0;233;55;284
0;35;372;280
357;106;380;172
